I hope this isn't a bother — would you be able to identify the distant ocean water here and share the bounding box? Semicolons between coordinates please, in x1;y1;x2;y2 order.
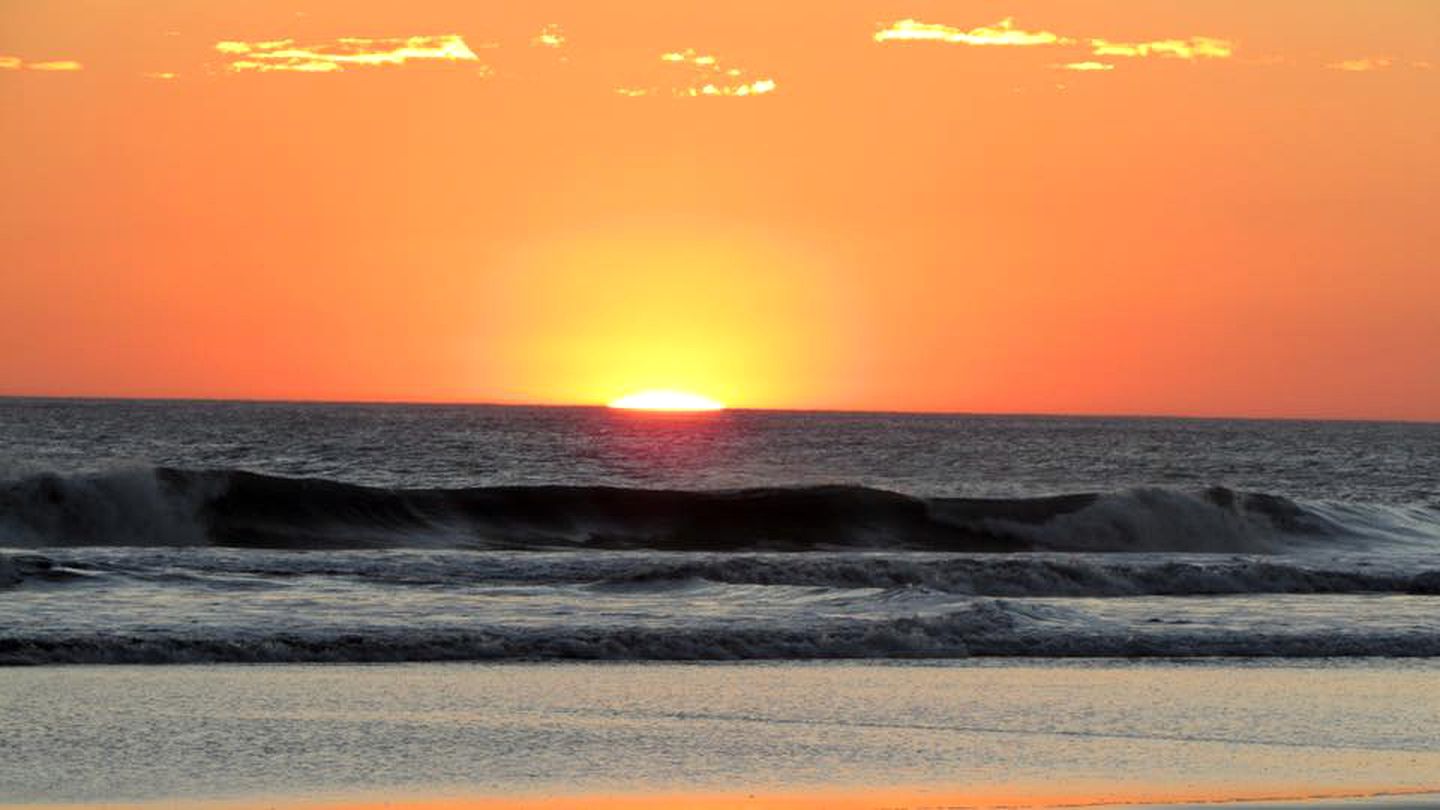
2;398;1438;664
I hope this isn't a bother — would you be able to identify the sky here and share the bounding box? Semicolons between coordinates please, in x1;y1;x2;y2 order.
3;1;1438;420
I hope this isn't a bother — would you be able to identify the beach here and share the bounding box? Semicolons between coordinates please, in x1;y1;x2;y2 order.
15;792;1440;810
4;660;1437;808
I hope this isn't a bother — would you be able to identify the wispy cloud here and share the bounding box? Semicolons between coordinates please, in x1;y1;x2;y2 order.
874;18;1235;66
1327;56;1395;72
1089;37;1234;61
215;35;484;73
624;49;777;98
531;24;565;49
681;77;776;97
1;56;84;71
874;18;1072;47
142;71;178;80
28;60;84;72
1325;55;1437;72
1054;61;1115;72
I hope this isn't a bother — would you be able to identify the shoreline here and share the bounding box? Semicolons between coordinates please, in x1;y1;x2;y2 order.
8;788;1440;810
5;662;1437;805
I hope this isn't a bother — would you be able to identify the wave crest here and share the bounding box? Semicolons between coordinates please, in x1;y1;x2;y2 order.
5;598;1438;664
0;467;1430;553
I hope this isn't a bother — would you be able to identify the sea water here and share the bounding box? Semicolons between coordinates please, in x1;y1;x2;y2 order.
5;399;1440;805
2;398;1438;663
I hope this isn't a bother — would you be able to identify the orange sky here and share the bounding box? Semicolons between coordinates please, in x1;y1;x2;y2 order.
3;1;1437;420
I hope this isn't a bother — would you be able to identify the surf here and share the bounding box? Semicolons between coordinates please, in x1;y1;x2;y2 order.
2;467;1435;553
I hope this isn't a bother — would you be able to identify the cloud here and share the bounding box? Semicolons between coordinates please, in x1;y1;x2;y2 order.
626;49;777;98
142;71;178;80
874;18;1072;47
531;24;565;49
24;60;84;71
1;56;84;71
215;34;484;73
874;18;1235;67
681;78;776;97
661;50;719;65
1326;57;1394;72
1055;61;1115;72
1089;37;1234;60
1325;56;1436;72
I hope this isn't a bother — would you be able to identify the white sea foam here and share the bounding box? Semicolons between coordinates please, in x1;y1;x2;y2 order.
3;597;1438;664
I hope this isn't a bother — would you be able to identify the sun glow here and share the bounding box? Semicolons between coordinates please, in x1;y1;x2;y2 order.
608;390;725;411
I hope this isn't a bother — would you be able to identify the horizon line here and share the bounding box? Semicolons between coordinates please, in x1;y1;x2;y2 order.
0;392;1435;427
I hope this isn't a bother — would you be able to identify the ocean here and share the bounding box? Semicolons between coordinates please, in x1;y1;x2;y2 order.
2;397;1438;664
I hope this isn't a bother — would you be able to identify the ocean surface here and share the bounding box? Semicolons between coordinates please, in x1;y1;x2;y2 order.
2;397;1439;664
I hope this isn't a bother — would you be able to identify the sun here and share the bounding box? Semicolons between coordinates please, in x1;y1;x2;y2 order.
607;389;726;411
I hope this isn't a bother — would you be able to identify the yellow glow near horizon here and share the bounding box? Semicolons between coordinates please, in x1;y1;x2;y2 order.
6;2;1440;421
608;390;725;411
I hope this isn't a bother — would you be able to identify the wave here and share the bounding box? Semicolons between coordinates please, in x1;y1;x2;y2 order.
4;600;1439;664
593;555;1440;597
1;467;1433;554
13;548;1438;597
0;553;89;588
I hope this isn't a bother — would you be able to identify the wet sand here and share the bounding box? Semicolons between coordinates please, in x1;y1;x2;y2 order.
3;661;1437;808
11;789;1440;810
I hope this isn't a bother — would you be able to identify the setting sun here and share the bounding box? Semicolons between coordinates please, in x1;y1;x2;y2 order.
608;390;726;411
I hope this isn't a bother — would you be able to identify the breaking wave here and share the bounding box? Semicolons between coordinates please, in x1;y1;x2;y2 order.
4;599;1438;665
0;553;93;589
2;467;1435;554
591;555;1440;597
9;548;1439;597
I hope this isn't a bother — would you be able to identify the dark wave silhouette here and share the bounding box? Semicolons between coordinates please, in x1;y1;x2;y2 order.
0;467;1374;553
